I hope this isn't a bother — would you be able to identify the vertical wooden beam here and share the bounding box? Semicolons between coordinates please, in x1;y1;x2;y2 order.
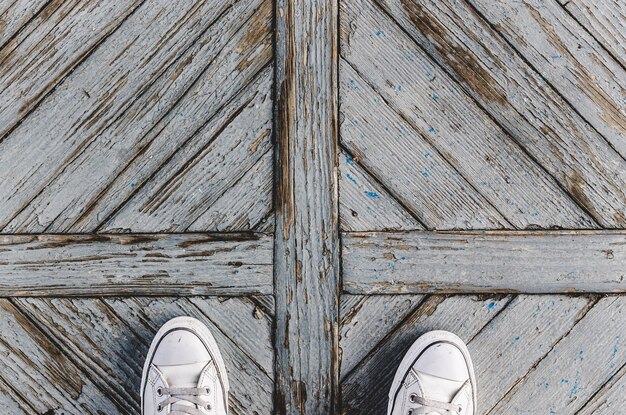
273;0;340;412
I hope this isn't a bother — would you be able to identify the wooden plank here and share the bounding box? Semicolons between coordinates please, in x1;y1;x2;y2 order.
0;0;48;48
106;297;274;414
562;0;626;69
376;0;626;227
0;298;123;414
577;361;626;415
338;150;425;231
343;231;626;294
467;0;626;159
0;0;145;138
490;296;626;414
339;63;507;230
0;233;273;296
339;294;425;378
101;65;273;232
188;148;274;232
340;0;595;229
273;0;340;412
341;295;512;414
469;295;592;412
2;0;272;233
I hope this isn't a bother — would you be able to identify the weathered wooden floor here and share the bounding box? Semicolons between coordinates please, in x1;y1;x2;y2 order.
1;0;625;414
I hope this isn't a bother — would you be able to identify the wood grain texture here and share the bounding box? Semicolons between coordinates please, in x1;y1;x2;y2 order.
273;0;340;412
339;63;507;230
0;296;274;415
0;233;273;296
0;0;48;48
0;0;145;139
375;0;626;228
562;0;626;69
340;0;595;230
490;296;626;414
343;231;626;293
467;0;626;160
338;150;424;231
0;0;272;233
341;295;512;414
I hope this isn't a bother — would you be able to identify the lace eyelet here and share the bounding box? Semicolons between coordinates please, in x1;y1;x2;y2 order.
206;404;212;410
409;393;417;403
205;387;210;394
407;410;414;415
157;404;163;412
156;387;163;397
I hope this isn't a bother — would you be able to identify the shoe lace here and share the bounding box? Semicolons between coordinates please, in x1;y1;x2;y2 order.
157;387;212;415
406;394;462;415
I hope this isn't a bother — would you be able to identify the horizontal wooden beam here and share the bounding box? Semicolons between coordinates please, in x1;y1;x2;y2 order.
0;233;272;296
342;231;626;294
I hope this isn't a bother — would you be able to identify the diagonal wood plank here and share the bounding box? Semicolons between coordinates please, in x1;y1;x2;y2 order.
469;295;593;413
375;0;626;227
341;295;512;414
0;233;273;296
340;63;507;230
467;0;626;160
0;298;124;414
101;66;273;232
1;0;272;233
489;296;626;414
339;294;425;378
561;0;626;69
188;148;274;232
340;0;595;230
343;231;626;294
338;150;425;231
0;0;48;49
106;297;274;415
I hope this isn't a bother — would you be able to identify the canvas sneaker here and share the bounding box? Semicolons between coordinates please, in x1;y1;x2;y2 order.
141;317;229;415
388;330;476;415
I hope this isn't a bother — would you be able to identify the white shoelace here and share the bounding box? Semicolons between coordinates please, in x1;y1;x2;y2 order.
406;394;463;415
157;387;211;415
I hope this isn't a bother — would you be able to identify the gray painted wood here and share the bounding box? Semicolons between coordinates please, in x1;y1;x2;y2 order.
562;0;626;69
469;295;592;413
490;296;626;414
375;0;626;228
340;0;595;230
274;0;340;412
0;298;123;414
339;63;506;230
0;233;273;296
343;231;626;294
341;295;512;414
1;0;272;233
0;0;144;138
0;0;48;48
338;150;425;231
102;66;273;232
340;294;425;378
467;0;626;160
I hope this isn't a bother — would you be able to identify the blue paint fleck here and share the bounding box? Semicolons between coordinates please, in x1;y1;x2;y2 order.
130;182;137;189
551;54;563;59
346;155;354;165
610;336;620;360
514;335;521;342
421;169;430;177
561;379;569;384
424;152;432;159
365;191;380;199
396;84;403;92
349;79;358;89
579;350;585;361
346;173;357;185
569;372;580;398
487;302;496;310
431;93;439;101
428;127;437;134
375;30;382;37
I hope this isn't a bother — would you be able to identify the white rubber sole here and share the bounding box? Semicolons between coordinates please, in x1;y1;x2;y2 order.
387;330;477;415
140;316;230;415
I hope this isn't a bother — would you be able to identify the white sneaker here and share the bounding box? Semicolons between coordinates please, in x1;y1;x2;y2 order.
387;331;476;415
141;317;229;415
